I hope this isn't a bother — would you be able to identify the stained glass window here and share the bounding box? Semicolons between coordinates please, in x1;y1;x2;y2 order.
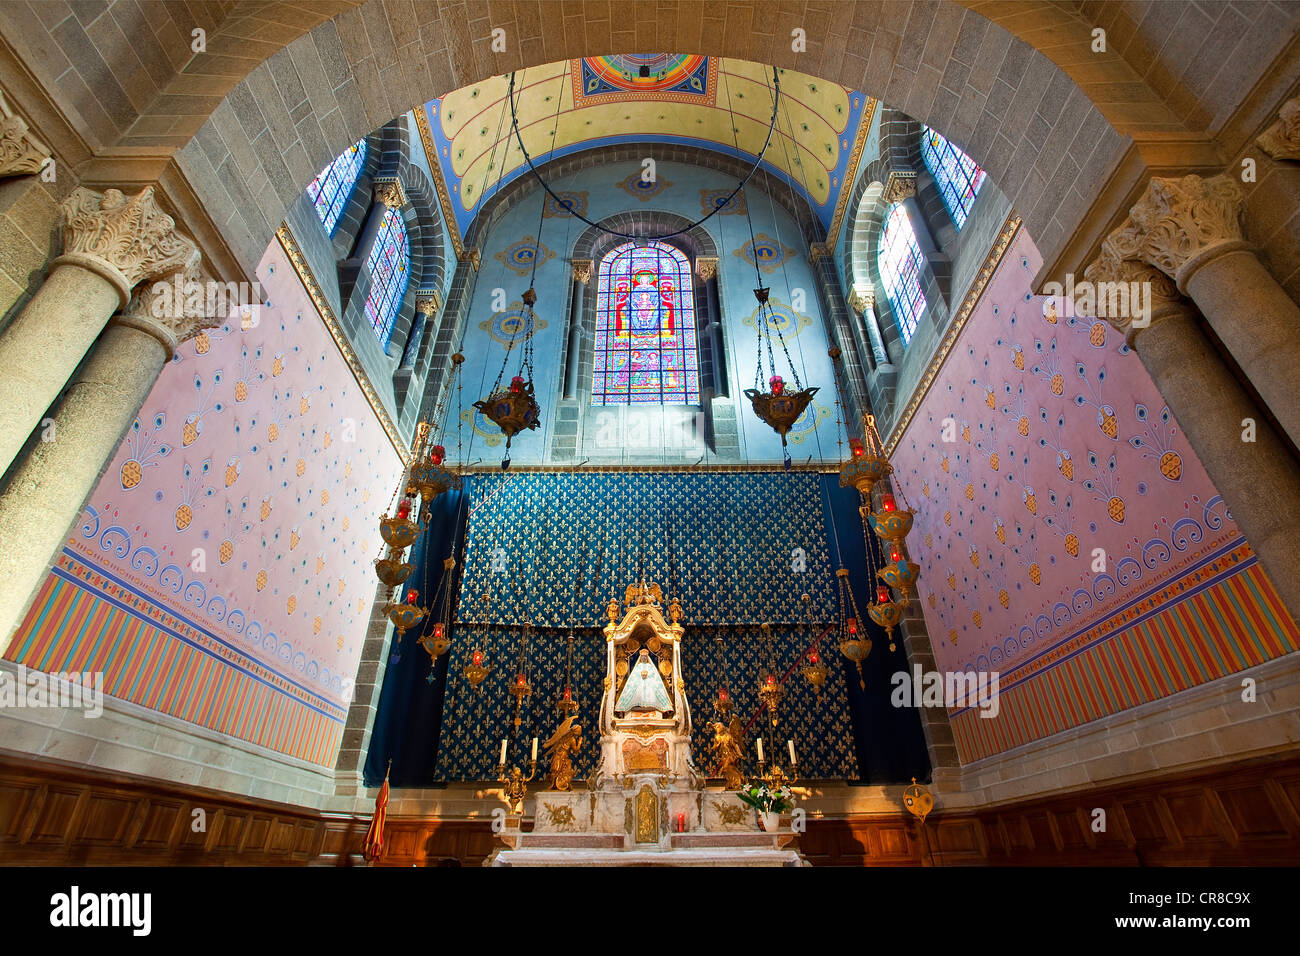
920;126;986;229
306;140;366;235
364;208;410;347
593;241;699;405
878;203;927;346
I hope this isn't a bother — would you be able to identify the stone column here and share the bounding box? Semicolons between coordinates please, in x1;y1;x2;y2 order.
0;186;197;476
1107;174;1300;448
0;88;52;177
402;288;441;370
564;259;591;400
1081;246;1300;621
0;262;215;651
695;257;727;398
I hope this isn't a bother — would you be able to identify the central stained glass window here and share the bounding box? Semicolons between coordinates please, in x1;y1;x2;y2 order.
593;240;699;405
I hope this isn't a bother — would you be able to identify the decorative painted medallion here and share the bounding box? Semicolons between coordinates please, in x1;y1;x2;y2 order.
479;304;548;346
495;236;555;276
785;401;830;444
572;55;716;106
616;169;674;202
699;188;746;217
460;406;504;446
742;297;812;338
543;190;589;218
733;232;796;274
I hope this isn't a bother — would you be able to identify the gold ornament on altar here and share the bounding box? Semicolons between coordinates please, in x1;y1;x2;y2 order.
709;717;746;790
543;715;583;792
903;777;934;823
498;761;537;816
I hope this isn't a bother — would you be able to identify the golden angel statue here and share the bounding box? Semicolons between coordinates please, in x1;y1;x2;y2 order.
709;717;746;790
543;715;584;792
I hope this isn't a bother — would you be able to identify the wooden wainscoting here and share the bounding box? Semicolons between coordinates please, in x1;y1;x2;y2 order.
2;749;1298;865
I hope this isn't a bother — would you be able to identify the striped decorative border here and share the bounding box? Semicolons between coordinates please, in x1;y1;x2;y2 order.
275;224;410;465
414;106;467;262
949;546;1300;762
883;212;1022;456
824;96;876;251
6;553;346;765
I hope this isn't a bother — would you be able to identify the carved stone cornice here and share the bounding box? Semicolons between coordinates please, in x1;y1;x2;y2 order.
1256;96;1300;161
572;259;594;284
0;89;50;178
112;251;213;354
461;246;481;270
882;170;917;205
1106;174;1247;292
809;242;832;262
415;288;442;317
55;186;199;306
1081;240;1189;348
693;257;717;281
373;177;406;209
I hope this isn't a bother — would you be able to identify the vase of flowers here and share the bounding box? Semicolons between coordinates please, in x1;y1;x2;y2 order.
736;782;794;832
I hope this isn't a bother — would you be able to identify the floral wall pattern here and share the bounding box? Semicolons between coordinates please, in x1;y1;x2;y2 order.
888;228;1299;762
6;238;406;766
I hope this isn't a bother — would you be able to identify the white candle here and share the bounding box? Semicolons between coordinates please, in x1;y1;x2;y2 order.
788;739;796;765
499;739;508;766
756;738;764;763
531;737;538;762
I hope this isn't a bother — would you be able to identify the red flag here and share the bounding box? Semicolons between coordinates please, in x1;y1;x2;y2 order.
363;761;391;863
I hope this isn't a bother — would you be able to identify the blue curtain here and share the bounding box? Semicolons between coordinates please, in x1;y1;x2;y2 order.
819;475;932;784
363;480;472;788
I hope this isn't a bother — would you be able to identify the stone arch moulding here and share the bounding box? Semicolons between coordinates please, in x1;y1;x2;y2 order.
18;2;1281;292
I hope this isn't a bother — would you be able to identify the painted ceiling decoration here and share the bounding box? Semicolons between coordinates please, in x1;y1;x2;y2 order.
419;55;873;246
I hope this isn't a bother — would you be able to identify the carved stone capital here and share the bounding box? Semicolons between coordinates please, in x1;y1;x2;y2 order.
571;259;594;284
415;288;442;317
1256;95;1300;161
373;177;406;209
55;186;199;306
461;246;482;270
1106;174;1247;291
693;257;717;281
112;251;215;354
848;287;874;314
882;170;917;205
0;89;51;178
1081;240;1190;348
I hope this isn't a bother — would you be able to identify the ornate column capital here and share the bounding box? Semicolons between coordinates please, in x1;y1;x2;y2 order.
848;287;874;314
460;246;481;270
54;186;199;307
1106;174;1248;292
373;177;406;209
415;288;442;317
1257;95;1300;161
693;257;717;280
882;170;917;204
0;89;51;178
1080;240;1191;348
572;259;594;284
112;251;216;354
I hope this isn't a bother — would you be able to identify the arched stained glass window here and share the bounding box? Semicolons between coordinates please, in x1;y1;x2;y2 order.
593;241;699;405
878;203;927;346
920;126;986;229
306;140;366;234
364;208;409;346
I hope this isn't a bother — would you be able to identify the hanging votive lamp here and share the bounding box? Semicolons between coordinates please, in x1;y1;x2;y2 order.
801;648;828;695
836;569;872;690
464;648;491;690
384;588;427;647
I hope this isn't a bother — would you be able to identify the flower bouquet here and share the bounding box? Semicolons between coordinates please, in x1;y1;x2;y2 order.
736;782;794;832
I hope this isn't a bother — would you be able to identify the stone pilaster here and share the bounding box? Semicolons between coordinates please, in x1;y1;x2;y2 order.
0;186;198;476
0;89;51;178
1081;244;1300;621
0;260;216;652
1106;174;1300;447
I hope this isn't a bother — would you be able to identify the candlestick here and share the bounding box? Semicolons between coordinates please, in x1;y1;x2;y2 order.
499;739;508;766
788;739;796;765
756;737;764;763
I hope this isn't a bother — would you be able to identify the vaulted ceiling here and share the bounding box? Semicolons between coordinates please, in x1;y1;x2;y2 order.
420;55;875;239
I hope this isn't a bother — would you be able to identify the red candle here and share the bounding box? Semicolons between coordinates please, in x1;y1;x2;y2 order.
766;674;776;687
676;812;686;833
891;549;902;563
849;438;864;458
718;687;729;702
472;650;483;666
432;622;444;639
769;374;784;396
563;686;572;701
510;375;524;394
516;673;526;686
430;444;445;465
847;617;858;635
407;589;419;604
809;651;819;664
882;492;897;512
397;499;411;519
